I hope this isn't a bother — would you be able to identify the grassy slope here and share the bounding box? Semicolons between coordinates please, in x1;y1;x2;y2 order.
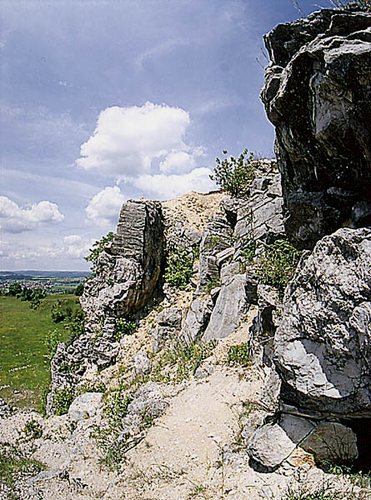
0;294;80;410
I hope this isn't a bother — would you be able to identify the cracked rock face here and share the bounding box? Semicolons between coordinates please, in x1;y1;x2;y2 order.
81;200;165;333
274;227;371;418
262;8;371;248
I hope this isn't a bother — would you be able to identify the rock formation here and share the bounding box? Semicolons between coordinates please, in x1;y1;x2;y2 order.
262;8;371;248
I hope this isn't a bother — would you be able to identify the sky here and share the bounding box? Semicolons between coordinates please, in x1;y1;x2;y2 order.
0;0;330;271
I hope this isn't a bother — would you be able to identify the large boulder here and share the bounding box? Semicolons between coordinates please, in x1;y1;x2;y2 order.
81;200;165;333
274;227;371;418
262;8;371;248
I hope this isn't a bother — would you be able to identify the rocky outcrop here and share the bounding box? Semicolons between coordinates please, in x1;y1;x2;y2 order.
81;200;165;333
262;8;371;248
275;227;371;418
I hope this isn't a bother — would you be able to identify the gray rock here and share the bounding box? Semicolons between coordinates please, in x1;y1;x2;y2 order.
68;392;103;423
133;351;152;376
262;9;371;248
181;295;214;344
301;422;358;464
203;264;247;341
81;200;165;331
152;307;182;352
248;414;315;471
274;227;371;418
197;215;233;292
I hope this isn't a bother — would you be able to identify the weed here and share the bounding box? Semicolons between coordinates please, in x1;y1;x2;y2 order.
322;462;371;489
114;318;137;341
164;248;194;290
53;387;75;416
44;328;63;358
22;419;43;440
240;240;256;264
257;239;301;295
227;343;252;367
0;443;44;489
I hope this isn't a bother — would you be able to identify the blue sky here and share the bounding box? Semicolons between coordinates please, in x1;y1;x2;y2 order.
1;0;328;270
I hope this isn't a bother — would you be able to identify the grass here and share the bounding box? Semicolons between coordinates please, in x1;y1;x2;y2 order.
0;294;80;410
0;443;45;491
227;343;252;367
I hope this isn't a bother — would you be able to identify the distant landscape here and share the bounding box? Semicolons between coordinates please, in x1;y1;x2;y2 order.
0;271;87;410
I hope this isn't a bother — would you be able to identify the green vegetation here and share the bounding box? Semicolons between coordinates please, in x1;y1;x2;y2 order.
85;231;115;270
322;462;371;490
227;343;252;367
22;419;43;440
210;148;255;197
240;240;256;264
114;318;137;340
164;248;194;290
53;387;76;416
257;239;301;295
0;443;44;491
0;294;81;409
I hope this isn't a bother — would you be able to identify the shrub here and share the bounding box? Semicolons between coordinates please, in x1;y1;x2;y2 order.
210;148;255;197
85;231;114;270
164;248;194;290
114;318;137;340
44;328;63;358
53;387;75;416
22;419;43;440
257;239;301;295
227;343;252;367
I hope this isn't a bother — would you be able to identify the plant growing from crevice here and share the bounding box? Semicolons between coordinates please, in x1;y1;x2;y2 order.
227;343;252;367
164;248;194;290
53;386;76;416
114;318;137;341
210;148;255;197
85;231;115;271
257;239;301;295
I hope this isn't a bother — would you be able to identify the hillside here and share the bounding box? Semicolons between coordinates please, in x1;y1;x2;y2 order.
0;6;370;500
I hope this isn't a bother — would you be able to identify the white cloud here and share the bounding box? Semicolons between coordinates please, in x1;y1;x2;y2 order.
0;196;64;233
76;102;191;177
133;167;215;200
159;147;205;174
85;186;125;227
63;235;95;259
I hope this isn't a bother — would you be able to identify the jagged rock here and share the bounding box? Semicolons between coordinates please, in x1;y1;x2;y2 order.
133;351;152;376
181;295;214;343
262;8;371;248
248;414;315;471
81;200;165;333
274;227;371;418
197;215;233;292
203;263;248;341
68;392;103;423
152;307;182;353
249;284;281;363
301;422;358;464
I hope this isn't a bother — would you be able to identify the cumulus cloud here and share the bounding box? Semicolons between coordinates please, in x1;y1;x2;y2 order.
85;186;125;227
159;147;205;174
76;102;191;177
133;167;215;200
63;235;95;259
0;196;64;233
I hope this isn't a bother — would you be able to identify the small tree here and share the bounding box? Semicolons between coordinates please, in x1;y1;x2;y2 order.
85;231;115;270
210;149;255;197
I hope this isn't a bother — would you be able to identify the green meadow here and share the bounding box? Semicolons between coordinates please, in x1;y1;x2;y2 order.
0;294;80;410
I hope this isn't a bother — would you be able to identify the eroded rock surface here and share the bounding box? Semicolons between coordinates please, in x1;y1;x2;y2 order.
262;8;371;248
275;227;371;418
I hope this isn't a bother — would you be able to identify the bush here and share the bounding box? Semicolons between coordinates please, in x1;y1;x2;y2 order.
44;329;63;358
228;343;252;367
53;387;75;416
210;148;255;197
114;318;136;340
164;248;194;290
85;231;114;270
257;239;301;295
